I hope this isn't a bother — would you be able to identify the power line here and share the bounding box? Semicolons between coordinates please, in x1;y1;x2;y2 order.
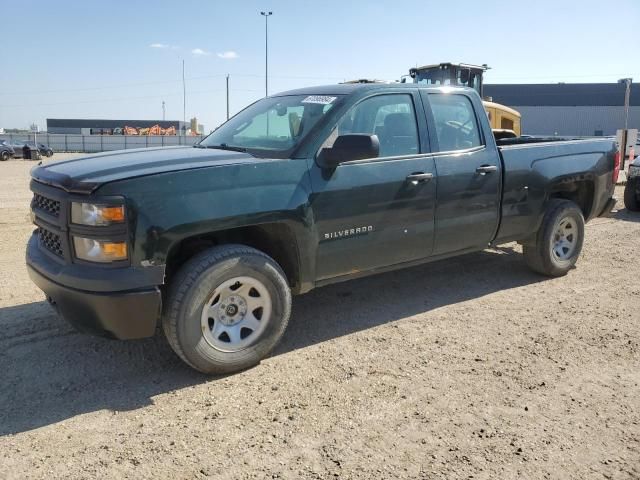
0;73;346;97
0;88;264;109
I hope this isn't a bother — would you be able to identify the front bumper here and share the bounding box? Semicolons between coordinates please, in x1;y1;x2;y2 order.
26;233;163;339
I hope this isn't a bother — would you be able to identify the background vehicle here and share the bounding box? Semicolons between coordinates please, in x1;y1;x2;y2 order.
0;140;15;161
625;156;640;211
6;142;28;158
6;141;42;160
33;142;53;157
26;83;617;374
409;62;522;136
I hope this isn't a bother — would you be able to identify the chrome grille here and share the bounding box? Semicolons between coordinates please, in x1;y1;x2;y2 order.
38;227;63;257
32;193;61;218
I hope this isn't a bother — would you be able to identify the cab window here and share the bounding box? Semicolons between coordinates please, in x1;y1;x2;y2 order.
428;94;482;152
321;94;419;158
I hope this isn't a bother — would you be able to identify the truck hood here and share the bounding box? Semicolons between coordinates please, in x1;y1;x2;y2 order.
31;146;258;194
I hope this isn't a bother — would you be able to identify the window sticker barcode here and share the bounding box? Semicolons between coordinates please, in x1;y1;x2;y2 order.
301;95;337;105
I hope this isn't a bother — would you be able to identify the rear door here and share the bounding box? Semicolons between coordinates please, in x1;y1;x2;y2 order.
420;91;501;255
309;91;437;281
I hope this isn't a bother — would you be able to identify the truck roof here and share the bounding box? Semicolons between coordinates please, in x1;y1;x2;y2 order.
273;83;472;96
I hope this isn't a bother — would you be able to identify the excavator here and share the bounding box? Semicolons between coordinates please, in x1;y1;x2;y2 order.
408;62;521;137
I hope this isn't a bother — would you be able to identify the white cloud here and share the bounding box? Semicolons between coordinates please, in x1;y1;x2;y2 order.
217;51;238;60
149;43;169;49
191;48;211;56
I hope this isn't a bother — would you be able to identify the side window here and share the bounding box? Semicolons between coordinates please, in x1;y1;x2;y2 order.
428;94;482;152
321;94;419;158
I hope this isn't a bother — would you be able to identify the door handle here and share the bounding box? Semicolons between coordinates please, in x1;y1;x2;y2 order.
476;165;498;175
406;172;434;185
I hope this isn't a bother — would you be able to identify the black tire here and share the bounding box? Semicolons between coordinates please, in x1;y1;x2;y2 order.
624;181;640;212
0;151;9;161
523;199;585;277
162;244;292;374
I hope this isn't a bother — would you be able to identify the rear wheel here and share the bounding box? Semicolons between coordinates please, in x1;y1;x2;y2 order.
523;199;585;277
162;245;292;374
624;181;640;212
0;151;9;161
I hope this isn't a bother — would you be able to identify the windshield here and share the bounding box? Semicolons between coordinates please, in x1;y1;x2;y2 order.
415;68;450;86
199;94;342;158
414;67;483;95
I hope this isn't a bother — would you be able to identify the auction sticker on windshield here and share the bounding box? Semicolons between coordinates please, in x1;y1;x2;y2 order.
302;96;337;105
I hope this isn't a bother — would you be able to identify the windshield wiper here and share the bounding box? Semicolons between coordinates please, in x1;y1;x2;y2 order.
195;143;248;153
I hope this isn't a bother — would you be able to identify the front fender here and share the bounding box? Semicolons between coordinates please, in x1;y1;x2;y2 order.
96;160;316;276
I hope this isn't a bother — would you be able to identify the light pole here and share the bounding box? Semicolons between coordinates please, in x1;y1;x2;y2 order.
260;11;272;97
618;78;632;130
182;59;186;134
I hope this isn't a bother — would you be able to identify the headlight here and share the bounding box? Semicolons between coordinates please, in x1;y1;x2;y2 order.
73;236;128;263
71;202;125;226
628;165;640;178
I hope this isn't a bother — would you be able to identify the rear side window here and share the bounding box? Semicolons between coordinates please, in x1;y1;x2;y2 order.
428;94;482;152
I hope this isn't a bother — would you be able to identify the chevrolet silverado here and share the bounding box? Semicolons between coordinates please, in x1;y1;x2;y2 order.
26;83;619;373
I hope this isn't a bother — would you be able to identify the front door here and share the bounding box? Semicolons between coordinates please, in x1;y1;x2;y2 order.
309;92;437;281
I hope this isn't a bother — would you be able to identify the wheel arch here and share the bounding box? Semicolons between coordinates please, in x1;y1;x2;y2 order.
164;222;303;294
547;177;595;220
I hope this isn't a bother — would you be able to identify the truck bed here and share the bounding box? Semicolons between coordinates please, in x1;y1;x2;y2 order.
494;138;618;244
496;136;613;147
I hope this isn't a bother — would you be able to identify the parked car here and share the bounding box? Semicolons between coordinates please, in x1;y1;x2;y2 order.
32;142;53;157
0;140;15;161
7;141;41;160
26;83;619;374
624;155;640;211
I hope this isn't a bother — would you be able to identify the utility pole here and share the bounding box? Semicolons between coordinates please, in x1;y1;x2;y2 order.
260;11;273;97
182;59;186;135
162;100;166;121
618;78;632;130
226;74;230;120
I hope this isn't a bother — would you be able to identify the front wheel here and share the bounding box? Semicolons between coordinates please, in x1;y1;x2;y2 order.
624;181;640;212
523;199;585;277
162;245;292;374
0;151;9;161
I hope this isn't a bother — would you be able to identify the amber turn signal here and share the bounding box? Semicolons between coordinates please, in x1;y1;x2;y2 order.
73;237;128;263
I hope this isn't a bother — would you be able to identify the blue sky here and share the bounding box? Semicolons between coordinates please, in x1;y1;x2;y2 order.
1;0;638;131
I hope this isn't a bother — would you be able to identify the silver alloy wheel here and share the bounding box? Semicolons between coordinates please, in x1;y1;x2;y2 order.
551;217;578;261
200;276;272;352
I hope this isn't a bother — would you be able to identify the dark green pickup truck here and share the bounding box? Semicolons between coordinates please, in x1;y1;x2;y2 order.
27;83;619;373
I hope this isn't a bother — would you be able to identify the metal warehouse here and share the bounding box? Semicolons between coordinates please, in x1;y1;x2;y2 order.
484;83;640;136
46;118;189;135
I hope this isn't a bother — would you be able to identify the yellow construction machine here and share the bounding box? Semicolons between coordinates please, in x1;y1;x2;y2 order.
409;62;521;137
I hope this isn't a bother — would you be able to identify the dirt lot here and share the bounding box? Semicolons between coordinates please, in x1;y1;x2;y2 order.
1;155;639;479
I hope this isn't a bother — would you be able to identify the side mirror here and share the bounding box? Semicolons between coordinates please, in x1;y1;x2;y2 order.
317;134;379;169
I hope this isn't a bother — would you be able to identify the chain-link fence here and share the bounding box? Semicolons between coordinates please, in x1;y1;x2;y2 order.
0;133;205;153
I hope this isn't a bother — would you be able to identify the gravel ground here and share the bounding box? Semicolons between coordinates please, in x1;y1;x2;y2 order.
0;155;639;479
